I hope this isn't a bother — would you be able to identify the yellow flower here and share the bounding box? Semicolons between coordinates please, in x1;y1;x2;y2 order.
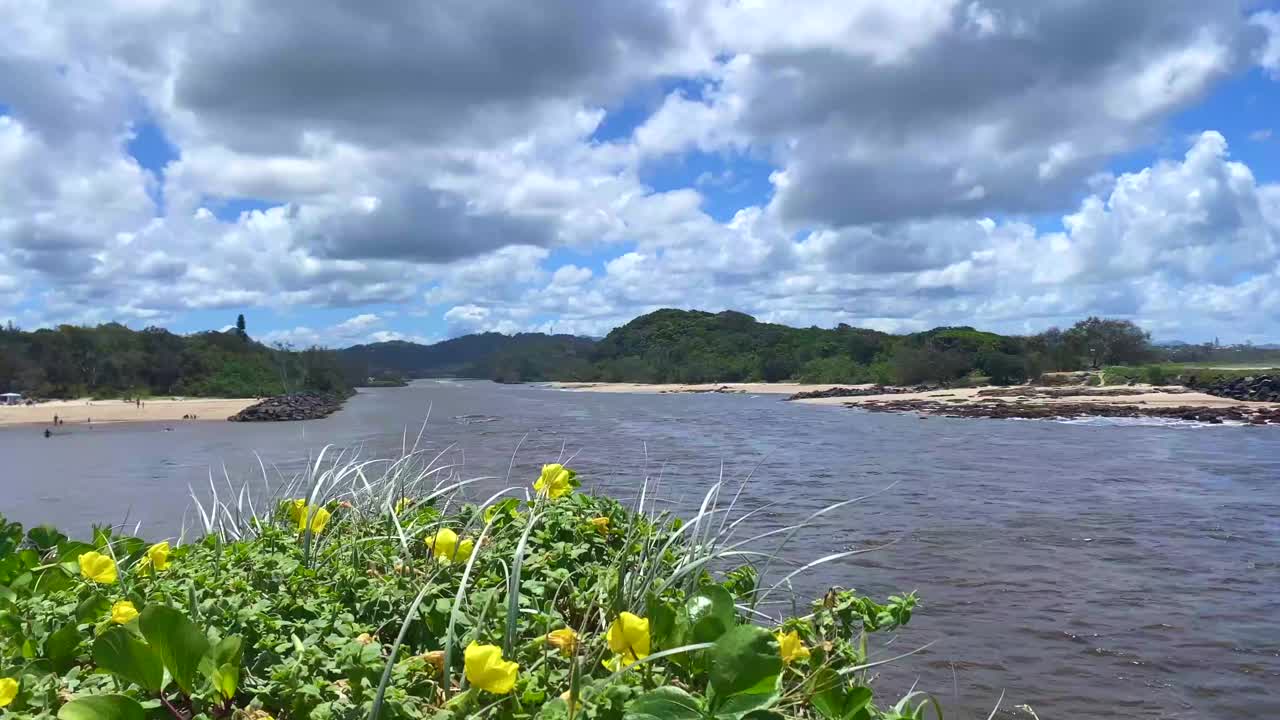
139;541;171;573
464;642;518;694
588;517;610;535
776;630;810;664
286;498;306;525
291;502;331;534
533;463;575;500
394;497;413;515
422;650;446;674
0;677;17;708
356;633;376;646
111;600;139;624
79;551;118;584
606;612;650;664
308;506;332;535
425;528;475;563
545;627;578;656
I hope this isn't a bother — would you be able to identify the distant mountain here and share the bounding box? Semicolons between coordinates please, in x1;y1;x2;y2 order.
337;308;1179;387
338;332;596;383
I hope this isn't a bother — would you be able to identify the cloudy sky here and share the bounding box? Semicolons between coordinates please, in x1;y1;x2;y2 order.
2;1;1279;346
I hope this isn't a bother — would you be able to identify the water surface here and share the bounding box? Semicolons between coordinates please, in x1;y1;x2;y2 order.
2;380;1277;718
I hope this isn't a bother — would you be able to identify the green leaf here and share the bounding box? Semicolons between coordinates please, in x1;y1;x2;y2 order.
75;593;111;624
646;594;688;652
203;635;242;700
708;626;782;701
28;526;67;552
139;604;209;696
811;669;874;720
714;676;779;719
624;687;705;720
56;694;146;720
740;712;785;720
92;627;165;693
687;584;735;643
47;621;81;673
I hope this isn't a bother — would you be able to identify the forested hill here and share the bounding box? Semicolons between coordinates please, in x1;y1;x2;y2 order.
8;310;1271;396
0;323;349;399
337;309;1174;386
339;333;596;383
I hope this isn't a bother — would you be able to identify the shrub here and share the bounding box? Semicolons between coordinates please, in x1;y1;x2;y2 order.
0;452;928;720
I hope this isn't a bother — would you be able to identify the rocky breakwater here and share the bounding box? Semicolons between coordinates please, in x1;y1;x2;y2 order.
787;384;936;400
1190;374;1280;403
228;392;348;422
853;399;1280;424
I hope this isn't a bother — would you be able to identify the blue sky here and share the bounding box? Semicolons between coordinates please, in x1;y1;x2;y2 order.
3;1;1280;345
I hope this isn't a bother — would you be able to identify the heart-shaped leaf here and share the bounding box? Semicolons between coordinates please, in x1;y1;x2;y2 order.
647;594;689;652
139;605;209;696
624;686;705;720
46;622;81;674
709;626;782;702
93;627;164;693
687;584;735;643
56;695;145;720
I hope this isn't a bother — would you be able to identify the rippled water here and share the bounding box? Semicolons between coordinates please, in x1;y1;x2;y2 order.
3;380;1278;718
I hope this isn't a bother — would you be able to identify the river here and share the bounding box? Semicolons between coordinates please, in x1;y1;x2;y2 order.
2;380;1277;718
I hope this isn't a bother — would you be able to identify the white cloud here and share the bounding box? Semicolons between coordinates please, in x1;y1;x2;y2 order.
0;0;1277;344
1252;11;1280;77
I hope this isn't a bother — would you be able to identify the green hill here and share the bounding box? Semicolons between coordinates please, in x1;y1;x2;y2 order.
337;309;1156;387
0;323;349;399
338;333;597;383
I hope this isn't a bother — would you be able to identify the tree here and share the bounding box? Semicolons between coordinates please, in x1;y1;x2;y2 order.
1063;317;1152;368
235;314;247;337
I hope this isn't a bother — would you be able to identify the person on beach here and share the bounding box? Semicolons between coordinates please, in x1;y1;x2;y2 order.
44;428;51;438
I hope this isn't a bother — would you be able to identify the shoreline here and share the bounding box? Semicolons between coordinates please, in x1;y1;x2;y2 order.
544;381;1280;424
543;381;850;395
0;397;258;427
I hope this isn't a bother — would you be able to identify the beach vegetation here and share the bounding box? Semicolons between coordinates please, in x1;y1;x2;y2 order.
0;448;932;719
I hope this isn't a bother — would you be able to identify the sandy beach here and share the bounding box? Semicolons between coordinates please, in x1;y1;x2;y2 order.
0;397;258;427
788;385;1272;409
545;381;1280;423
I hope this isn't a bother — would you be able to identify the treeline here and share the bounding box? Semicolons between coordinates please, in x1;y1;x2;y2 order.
0;322;349;399
339;332;595;385
340;309;1171;386
577;310;1154;385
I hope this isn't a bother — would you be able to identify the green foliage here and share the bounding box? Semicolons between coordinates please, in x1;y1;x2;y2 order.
0;322;350;398
0;464;923;720
335;309;1168;388
338;333;597;384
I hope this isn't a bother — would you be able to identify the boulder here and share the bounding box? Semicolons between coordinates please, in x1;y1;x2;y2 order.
228;392;348;422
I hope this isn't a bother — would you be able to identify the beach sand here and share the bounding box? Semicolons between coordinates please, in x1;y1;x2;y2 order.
0;397;258;427
789;385;1273;409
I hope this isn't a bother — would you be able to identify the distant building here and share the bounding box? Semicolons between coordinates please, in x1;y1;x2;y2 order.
0;392;22;406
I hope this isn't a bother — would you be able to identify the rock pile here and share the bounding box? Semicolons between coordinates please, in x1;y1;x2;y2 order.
228;392;347;422
1190;375;1280;403
787;385;932;400
851;399;1280;425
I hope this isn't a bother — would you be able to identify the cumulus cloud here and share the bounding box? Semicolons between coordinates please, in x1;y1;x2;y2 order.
642;1;1259;227
1253;11;1280;77
1;0;1277;344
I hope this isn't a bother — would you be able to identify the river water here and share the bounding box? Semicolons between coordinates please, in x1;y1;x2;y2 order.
2;380;1277;718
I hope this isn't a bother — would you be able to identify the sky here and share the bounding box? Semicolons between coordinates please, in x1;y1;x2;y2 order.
2;1;1280;347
